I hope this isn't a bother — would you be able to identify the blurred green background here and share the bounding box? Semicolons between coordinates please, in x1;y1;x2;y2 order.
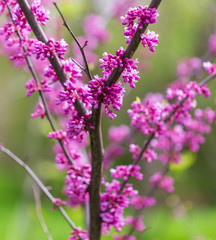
1;0;216;239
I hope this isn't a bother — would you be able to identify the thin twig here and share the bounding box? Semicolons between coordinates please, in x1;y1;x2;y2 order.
33;185;53;240
53;2;92;81
71;58;86;72
5;0;73;165
0;146;84;240
16;0;87;117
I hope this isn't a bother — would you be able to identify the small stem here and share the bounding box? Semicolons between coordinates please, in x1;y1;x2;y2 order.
71;58;86;72
0;146;84;239
53;2;92;81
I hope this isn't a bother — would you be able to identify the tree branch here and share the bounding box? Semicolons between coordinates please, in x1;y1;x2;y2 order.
0;145;84;240
105;0;163;87
5;0;73;165
89;103;104;240
16;0;87;117
87;1;163;239
115;72;216;197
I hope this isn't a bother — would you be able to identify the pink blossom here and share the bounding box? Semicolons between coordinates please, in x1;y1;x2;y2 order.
33;38;68;60
150;172;174;193
83;14;110;43
121;5;159;44
69;227;89;240
52;198;66;210
140;30;159;52
101;180;138;233
48;130;66;140
125;215;145;231
31;0;50;26
30;102;45;119
131;196;156;209
203;61;216;75
88;75;125;119
208;33;216;54
65;165;91;206
108;125;130;142
110;165;143;181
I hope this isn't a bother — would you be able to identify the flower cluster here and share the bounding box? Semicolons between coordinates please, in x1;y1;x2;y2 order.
69;227;89;240
31;0;50;26
131;196;156;209
99;47;139;88
48;130;67;140
140;29;159;52
129;144;157;163
88;75;124;119
100;179;138;233
25;78;50;96
203;61;216;75
33;38;68;60
121;5;158;30
44;58;83;83
150;172;174;193
65;164;91;206
110;165;143;181
30;102;45;119
121;5;159;48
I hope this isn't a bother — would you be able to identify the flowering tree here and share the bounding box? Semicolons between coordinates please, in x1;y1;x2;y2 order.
1;0;216;239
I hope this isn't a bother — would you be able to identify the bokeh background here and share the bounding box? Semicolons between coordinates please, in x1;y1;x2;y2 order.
1;0;216;239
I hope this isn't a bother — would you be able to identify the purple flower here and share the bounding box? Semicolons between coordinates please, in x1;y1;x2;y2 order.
108;125;130;142
69;227;89;240
150;172;174;193
140;30;159;52
110;165;143;181
65;165;91;206
31;0;50;26
33;38;68;60
88;75;125;119
121;5;159;44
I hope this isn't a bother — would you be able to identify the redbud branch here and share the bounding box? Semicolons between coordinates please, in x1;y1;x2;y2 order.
105;0;163;87
33;185;53;240
53;2;92;81
16;0;87;117
89;103;104;240
5;1;73;166
0;146;84;240
118;72;216;238
117;72;216;196
164;72;216;123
